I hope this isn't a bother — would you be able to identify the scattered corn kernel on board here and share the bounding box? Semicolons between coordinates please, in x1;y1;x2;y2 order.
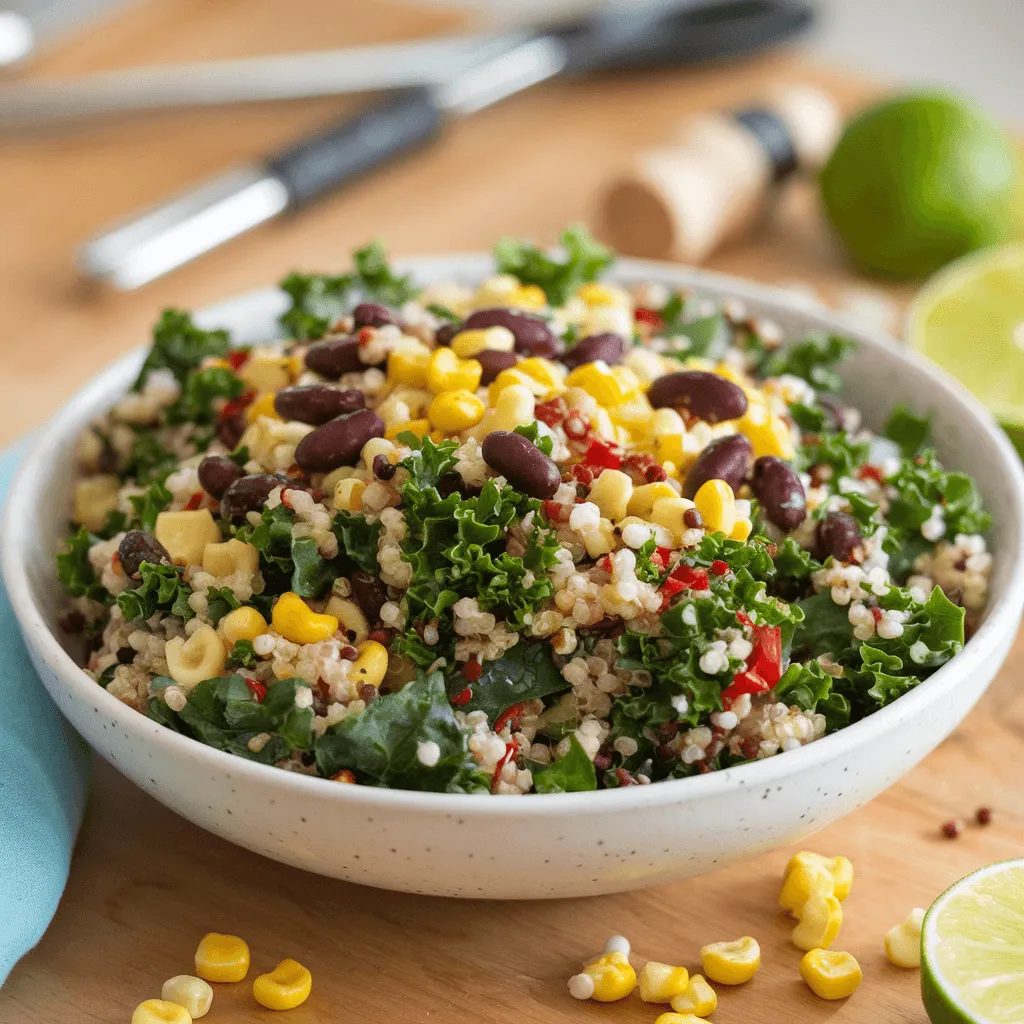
1;1;1020;1022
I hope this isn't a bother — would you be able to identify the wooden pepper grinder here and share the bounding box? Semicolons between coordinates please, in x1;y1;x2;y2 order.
600;85;840;263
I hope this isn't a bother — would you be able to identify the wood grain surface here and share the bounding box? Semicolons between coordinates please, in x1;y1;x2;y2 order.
0;3;1012;1023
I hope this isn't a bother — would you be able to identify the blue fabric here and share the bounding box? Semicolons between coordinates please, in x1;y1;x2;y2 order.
0;443;90;986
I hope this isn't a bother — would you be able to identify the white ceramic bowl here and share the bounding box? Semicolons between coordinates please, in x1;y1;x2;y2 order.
5;256;1024;899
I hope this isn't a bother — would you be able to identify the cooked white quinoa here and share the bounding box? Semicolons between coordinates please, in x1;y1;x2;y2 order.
57;231;993;794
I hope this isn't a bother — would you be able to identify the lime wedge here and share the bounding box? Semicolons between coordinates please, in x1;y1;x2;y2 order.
922;859;1024;1024
907;244;1024;447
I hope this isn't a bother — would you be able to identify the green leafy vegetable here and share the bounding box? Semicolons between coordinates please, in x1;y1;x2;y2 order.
165;366;244;426
513;421;554;457
56;527;108;602
227;639;257;669
351;239;419;306
133;309;231;390
760;333;856;393
658;294;729;360
123;430;177;483
533;735;597;793
884;405;931;455
332;510;381;575
493;225;613;306
117;562;194;623
459;641;569;720
314;671;488;792
129;477;172;532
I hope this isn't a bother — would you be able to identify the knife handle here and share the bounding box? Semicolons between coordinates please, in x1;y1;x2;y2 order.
266;87;444;207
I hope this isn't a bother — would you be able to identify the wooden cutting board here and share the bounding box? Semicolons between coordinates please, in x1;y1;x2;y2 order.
1;3;1017;1023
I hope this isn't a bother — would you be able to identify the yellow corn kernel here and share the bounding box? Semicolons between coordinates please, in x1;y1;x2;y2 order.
625;347;668;388
427;347;482;394
387;340;432;387
132;999;192;1024
489;367;551;404
429;389;486;433
253;958;312;1011
655;1015;704;1024
582;951;636;1002
245;392;281;424
219;606;269;646
626;481;678;519
588;469;633;523
670;974;717;1017
194;932;250;983
161;976;213;1019
350;639;389;688
699;936;761;985
693;479;737;536
650;496;697;543
739;404;795;459
611;392;655;434
792;893;844;951
333;477;367;512
578;281;630;308
609;365;642;402
389;386;434;419
155;509;222;566
474;273;520;305
517;357;565;392
325;596;370;646
713;362;750;388
729;518;753;542
565;361;630;407
639;961;689;1003
785;851;854;903
508;283;548;310
451;325;516;357
361;436;397;470
386;418;431;442
272;592;339;645
657;434;686;469
592;407;618;442
164;625;227;690
652;407;686;435
780;859;836;918
202;538;259;578
799;948;862;1000
477;383;536;436
73;474;121;532
239;349;292;393
884;907;925;968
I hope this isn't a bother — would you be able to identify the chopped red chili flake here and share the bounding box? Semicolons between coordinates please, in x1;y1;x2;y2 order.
571;463;595;486
870;606;884;625
219;390;256;421
976;807;992;825
491;739;519;791
280;488;296;509
598;555;613;574
542;500;568;524
451;687;473;706
645;464;668;483
653;545;674;568
583;439;622;469
245;679;267;703
634;307;662;327
859;464;885;484
710;559;729;576
111;551;122;572
941;819;960;839
331;769;357;784
740;736;761;759
534;398;565;427
493;701;529;734
564;414;590;440
461;658;482;682
227;350;249;371
357;326;375;345
615;768;639;786
184;491;204;511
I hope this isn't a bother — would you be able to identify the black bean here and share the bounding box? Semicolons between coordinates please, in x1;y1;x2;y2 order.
118;530;171;578
294;409;385;474
304;336;363;379
358;683;378;704
220;473;287;521
481;430;561;499
475;349;518;385
349;570;389;622
217;413;246;451
752;456;807;531
560;333;625;371
352;302;394;328
647;371;748;423
683;434;753;498
462;308;561;358
683;507;704;529
273;384;365;425
434;323;457;346
117;646;136;664
372;454;396;480
197;455;243;499
816;511;862;562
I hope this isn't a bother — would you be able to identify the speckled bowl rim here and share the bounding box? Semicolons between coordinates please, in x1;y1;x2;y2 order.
5;254;1024;817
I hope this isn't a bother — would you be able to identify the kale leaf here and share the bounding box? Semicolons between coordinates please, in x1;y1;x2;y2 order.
314;671;489;792
884;405;931;456
133;309;231;390
759;333;856;393
129;476;172;532
533;734;597;793
493;225;613;306
332;510;381;575
117;562;194;623
165;366;244;426
56;526;109;602
459;640;569;721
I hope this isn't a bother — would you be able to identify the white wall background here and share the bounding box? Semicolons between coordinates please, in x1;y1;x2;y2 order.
415;0;1024;126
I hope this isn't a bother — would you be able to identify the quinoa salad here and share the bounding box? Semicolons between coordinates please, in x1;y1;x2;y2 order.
57;228;993;795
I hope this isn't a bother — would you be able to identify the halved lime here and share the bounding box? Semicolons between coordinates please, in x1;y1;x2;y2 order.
922;858;1024;1023
907;243;1024;452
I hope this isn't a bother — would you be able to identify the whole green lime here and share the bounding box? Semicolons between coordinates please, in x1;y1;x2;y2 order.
820;92;1018;279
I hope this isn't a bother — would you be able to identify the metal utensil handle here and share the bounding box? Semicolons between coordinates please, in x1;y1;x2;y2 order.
266;87;444;207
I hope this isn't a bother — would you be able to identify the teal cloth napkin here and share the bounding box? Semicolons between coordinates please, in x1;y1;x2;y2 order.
0;443;90;986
